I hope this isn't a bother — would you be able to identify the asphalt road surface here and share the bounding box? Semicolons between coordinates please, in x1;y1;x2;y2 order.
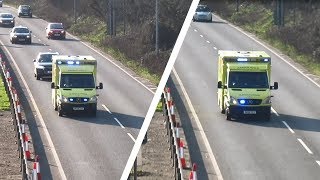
0;5;155;179
172;14;320;180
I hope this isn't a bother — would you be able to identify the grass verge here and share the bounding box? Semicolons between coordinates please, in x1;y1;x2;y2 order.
69;18;161;85
226;5;320;77
0;77;10;111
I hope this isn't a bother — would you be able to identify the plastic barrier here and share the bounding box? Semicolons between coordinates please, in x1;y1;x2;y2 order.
0;54;40;179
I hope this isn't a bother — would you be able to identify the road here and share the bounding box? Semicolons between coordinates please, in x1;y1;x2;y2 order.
0;6;155;179
172;14;320;180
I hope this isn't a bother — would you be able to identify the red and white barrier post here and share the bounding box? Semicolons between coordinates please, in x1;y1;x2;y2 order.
179;141;186;169
170;101;176;126
24;134;31;160
189;163;197;180
33;155;41;180
176;122;180;146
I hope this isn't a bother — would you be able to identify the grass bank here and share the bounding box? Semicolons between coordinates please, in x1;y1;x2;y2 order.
0;77;10;111
69;17;161;84
222;3;320;76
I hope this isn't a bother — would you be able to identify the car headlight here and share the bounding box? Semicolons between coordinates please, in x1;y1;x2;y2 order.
0;20;2;23
61;30;65;33
11;20;14;23
27;35;30;38
261;96;272;104
50;30;53;33
89;96;97;102
229;96;237;105
13;35;17;38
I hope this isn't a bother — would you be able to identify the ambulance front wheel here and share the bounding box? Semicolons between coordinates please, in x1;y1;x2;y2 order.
226;109;231;121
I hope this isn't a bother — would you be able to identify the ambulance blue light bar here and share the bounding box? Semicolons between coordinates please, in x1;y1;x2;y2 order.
237;58;248;62
55;60;96;65
224;57;271;62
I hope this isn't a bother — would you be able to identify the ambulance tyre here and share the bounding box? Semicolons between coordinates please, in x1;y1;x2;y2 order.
221;109;225;114
90;107;97;117
58;106;63;116
265;112;271;121
226;109;231;121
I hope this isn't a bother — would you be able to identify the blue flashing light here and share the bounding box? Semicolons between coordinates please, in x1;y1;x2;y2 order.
264;58;269;62
239;100;245;104
67;61;75;65
75;61;80;65
58;61;62;64
69;98;74;102
83;98;88;102
237;58;248;62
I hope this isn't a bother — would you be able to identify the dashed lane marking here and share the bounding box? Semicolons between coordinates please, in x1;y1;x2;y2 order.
200;35;204;38
127;133;136;142
114;117;125;129
298;138;313;154
102;104;112;114
282;121;295;134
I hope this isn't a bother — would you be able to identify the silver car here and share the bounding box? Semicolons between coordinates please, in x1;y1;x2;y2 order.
193;5;212;22
33;52;59;80
0;13;15;27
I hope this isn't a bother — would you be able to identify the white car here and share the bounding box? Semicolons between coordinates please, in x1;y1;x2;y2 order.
33;52;59;80
193;5;212;22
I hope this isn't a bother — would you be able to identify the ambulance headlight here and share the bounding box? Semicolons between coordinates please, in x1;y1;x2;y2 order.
89;96;97;102
239;99;246;105
261;96;271;104
229;96;237;105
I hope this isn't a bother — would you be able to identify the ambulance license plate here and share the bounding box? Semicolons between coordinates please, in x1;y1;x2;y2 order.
243;110;256;114
73;107;84;111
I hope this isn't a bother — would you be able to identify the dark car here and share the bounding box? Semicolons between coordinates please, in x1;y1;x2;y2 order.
0;13;15;27
0;0;3;7
18;5;32;18
33;52;59;80
10;26;32;44
46;23;66;39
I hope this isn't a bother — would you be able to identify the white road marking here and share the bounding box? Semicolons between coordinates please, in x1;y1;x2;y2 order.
38;39;41;41
213;47;217;50
66;33;155;94
298;138;313;154
0;40;67;180
271;107;279;116
102;104;112;114
194;29;198;32
127;133;135;142
200;34;204;38
214;14;320;89
316;161;320;167
33;35;36;38
114;117;125;129
206;40;210;43
172;68;224;180
282;121;295;134
121;0;201;178
48;49;52;51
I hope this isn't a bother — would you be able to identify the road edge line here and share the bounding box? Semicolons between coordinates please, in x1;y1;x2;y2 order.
0;40;67;180
172;68;223;180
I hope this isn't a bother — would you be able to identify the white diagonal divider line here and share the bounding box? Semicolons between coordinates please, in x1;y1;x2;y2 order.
120;0;202;179
316;161;320;167
297;138;313;154
173;68;224;180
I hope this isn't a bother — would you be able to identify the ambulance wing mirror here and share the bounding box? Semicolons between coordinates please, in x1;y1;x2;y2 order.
217;81;222;88
271;82;278;90
51;82;59;89
97;82;103;89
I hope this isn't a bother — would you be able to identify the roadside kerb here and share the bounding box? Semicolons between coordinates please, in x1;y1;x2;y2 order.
0;54;40;180
162;87;198;179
